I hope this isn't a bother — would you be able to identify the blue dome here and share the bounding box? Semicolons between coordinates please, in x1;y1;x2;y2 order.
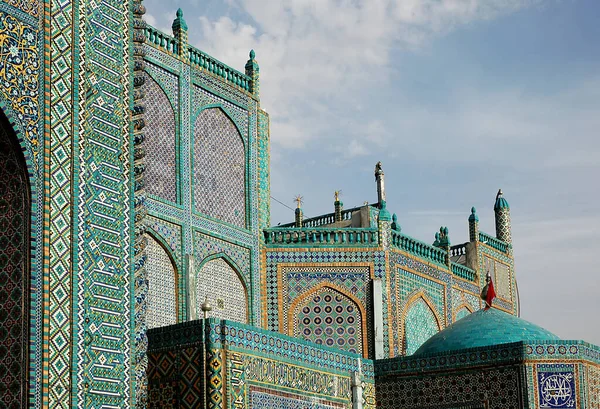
414;308;559;355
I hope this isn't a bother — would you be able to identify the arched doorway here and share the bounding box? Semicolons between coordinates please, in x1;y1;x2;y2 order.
0;111;31;408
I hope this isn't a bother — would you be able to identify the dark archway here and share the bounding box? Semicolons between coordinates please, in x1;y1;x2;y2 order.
0;110;31;408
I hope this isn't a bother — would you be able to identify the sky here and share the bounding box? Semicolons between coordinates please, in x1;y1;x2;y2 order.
144;0;600;345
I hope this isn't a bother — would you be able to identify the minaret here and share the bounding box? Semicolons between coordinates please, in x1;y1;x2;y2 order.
294;195;303;227
172;8;188;57
468;207;479;242
494;189;512;244
375;161;385;205
334;190;343;222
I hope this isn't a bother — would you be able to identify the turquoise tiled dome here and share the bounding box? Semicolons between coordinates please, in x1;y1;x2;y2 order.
414;308;559;355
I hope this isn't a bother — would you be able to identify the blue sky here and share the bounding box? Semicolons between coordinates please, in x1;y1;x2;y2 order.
144;0;600;345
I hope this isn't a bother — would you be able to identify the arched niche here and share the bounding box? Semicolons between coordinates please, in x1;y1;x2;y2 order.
403;296;441;355
290;286;365;356
142;73;177;203
196;256;248;323
0;110;31;407
145;234;178;329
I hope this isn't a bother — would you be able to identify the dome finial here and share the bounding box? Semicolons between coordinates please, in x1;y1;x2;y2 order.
249;49;256;60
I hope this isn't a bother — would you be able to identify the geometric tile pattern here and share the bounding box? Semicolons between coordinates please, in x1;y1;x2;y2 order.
73;0;133;407
403;298;440;355
495;208;512;245
194;232;250;285
494;261;511;301
587;364;600;409
257;109;270;229
192;86;248;144
0;115;29;409
292;288;363;355
193;108;246;228
46;0;74;405
146;62;179;111
146;236;178;329
3;0;39;16
376;366;521;409
536;364;576;408
143;74;177;203
196;258;248;323
145;215;182;266
280;265;371;340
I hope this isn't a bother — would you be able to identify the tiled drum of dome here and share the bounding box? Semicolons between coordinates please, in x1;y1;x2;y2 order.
146;236;178;329
0;117;29;409
143;73;177;203
196;258;247;323
404;298;440;355
193;108;246;228
293;288;362;355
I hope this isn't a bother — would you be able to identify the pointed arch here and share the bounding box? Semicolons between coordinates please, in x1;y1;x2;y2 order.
400;291;443;356
142;72;177;203
289;283;367;357
196;254;248;323
0;108;31;408
192;106;246;228
453;303;474;322
145;232;178;329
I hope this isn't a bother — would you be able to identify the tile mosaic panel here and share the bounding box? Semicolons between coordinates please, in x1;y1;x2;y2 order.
257;109;270;229
245;357;352;400
145;61;179;111
145;215;182;266
451;286;480;322
536;364;576;408
495;261;511;301
0;11;39;163
197;258;248;323
587;364;599;409
47;0;74;404
192;86;248;144
279;265;371;339
376;366;522;409
404;298;440;355
143;73;177;203
146;235;178;329
478;245;515;313
194;231;251;284
193;108;246;228
249;388;344;409
292;287;363;355
73;0;133;406
3;0;38;17
0;114;29;409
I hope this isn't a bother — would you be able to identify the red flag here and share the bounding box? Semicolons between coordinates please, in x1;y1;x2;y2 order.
485;279;496;310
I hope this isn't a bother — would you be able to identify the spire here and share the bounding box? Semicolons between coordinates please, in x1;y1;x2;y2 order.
172;8;188;56
334;190;343;222
493;189;512;245
468;206;479;242
374;161;385;205
245;49;260;99
294;195;303;227
172;8;188;31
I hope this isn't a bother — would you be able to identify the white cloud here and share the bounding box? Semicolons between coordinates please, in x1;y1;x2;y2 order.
184;0;541;150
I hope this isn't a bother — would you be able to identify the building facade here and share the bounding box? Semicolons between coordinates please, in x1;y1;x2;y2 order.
0;1;597;408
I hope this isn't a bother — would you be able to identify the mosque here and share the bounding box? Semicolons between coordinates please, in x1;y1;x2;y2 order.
0;1;598;408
